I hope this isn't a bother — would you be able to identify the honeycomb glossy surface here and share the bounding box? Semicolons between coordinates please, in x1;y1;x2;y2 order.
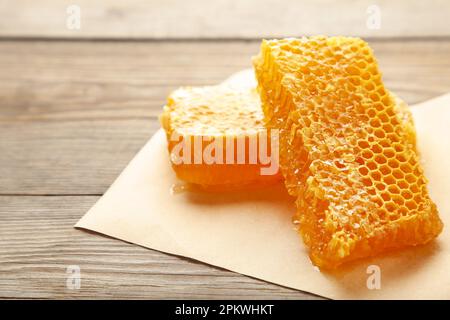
253;36;443;268
160;85;281;190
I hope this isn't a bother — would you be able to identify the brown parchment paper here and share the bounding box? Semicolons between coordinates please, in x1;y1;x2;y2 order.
76;71;450;299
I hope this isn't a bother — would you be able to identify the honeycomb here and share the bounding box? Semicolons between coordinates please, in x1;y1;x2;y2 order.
160;85;281;190
253;36;443;268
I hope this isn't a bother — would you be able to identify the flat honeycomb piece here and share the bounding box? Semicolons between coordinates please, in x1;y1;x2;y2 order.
253;36;443;268
160;85;281;190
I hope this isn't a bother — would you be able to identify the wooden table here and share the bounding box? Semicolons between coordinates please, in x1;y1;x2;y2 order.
1;0;449;299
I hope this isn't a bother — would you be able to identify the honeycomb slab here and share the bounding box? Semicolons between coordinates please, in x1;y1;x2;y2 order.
160;85;281;190
253;36;443;268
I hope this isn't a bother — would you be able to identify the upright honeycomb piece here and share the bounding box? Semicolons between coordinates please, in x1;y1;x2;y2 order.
160;85;281;190
253;36;443;268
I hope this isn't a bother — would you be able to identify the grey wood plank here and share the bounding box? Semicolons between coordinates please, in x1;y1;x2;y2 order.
0;195;323;299
0;0;449;39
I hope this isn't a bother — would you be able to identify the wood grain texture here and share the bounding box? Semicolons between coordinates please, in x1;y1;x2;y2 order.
0;195;322;299
1;40;450;195
1;0;450;39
